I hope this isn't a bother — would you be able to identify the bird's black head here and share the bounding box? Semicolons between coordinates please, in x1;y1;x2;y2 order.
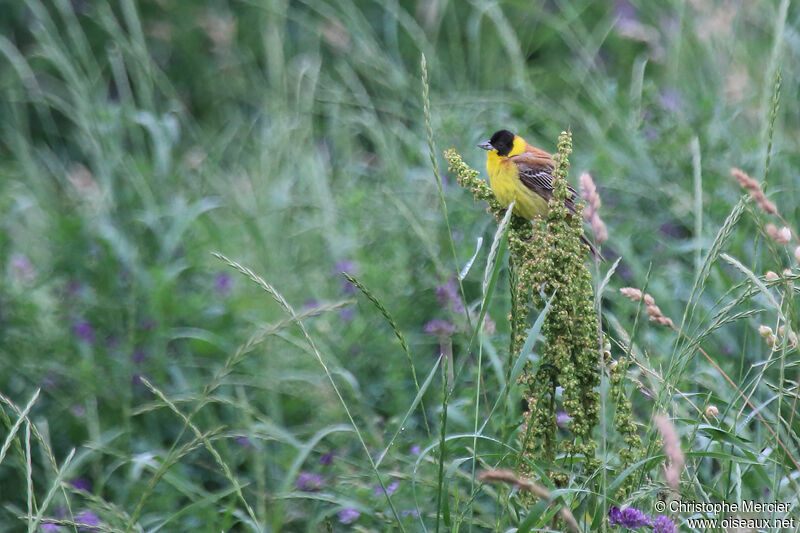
489;129;515;156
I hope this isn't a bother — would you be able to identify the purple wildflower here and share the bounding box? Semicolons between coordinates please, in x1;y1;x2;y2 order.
659;88;682;113
608;506;652;529
614;0;638;22
334;260;359;294
214;272;234;295
131;374;146;387
401;509;420;518
341;280;357;295
614;0;641;34
132;348;148;364
424;319;456;337
71;405;86;418
235;437;252;449
374;480;399;496
339;306;356;322
621;507;652;528
338;508;360;524
652;514;676;533
320;451;334;465
72;320;95;344
303;299;320;311
334;259;358;276
296;472;324;492
410;445;421;455
70;478;92;491
556;411;573;428
10;253;36;282
139;318;155;331
435;278;465;313
10;253;31;269
75;510;101;531
41;523;62;532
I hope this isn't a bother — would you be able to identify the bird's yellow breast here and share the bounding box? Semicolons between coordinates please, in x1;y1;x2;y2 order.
486;152;549;219
486;152;517;206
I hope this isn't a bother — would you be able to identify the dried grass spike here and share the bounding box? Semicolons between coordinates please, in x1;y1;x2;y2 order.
653;414;684;491
731;168;777;215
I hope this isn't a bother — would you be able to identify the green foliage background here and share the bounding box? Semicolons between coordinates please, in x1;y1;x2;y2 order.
1;0;799;531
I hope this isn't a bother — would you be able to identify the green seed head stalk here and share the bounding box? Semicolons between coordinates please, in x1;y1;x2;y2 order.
609;356;644;499
445;131;603;483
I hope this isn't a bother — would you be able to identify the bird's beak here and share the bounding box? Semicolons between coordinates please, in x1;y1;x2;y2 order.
477;140;493;151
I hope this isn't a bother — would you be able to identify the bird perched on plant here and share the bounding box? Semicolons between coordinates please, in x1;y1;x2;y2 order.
478;129;602;259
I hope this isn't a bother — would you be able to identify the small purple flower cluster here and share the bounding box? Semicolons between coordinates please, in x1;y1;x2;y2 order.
339;306;355;322
320;451;334;465
295;472;325;492
373;480;399;497
609;506;652;529
556;411;573;428
10;253;36;283
334;259;359;295
72;320;95;344
652;515;676;533
132;348;148;364
435;277;465;313
75;510;102;531
214;272;234;295
423;319;456;337
338;507;360;524
608;506;675;533
424;278;464;341
431;278;496;335
70;477;92;492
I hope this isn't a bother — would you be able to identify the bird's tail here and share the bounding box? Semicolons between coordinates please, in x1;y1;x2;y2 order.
581;234;605;262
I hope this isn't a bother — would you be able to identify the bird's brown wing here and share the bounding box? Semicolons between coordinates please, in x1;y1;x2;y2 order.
510;154;578;214
511;153;604;260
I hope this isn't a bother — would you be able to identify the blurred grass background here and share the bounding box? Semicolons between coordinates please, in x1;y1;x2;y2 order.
1;0;799;531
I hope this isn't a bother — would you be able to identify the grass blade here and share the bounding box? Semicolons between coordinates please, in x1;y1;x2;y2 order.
214;253;406;530
376;355;442;468
344;273;430;437
510;293;555;384
0;389;40;468
460;237;484;281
